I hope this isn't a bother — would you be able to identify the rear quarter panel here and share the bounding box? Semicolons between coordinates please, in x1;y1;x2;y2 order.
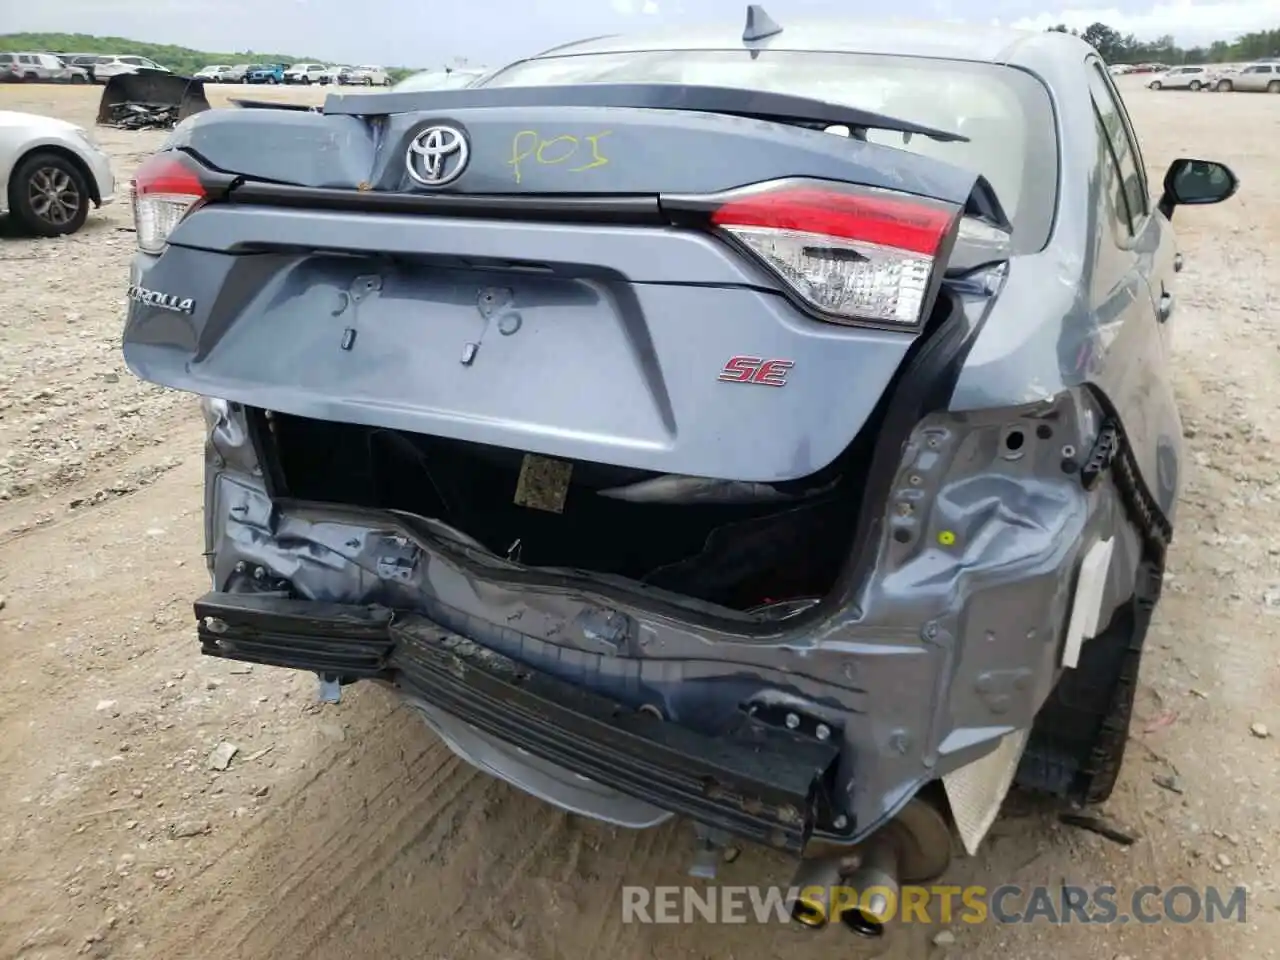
950;42;1184;530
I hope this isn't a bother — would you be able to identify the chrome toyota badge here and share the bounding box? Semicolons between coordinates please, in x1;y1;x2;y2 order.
406;125;469;187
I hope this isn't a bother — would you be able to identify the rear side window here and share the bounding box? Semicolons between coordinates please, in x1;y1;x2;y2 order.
0;55;12;64
1086;62;1148;234
481;48;1060;253
1092;113;1132;244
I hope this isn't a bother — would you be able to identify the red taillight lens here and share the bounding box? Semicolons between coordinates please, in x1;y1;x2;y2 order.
710;181;962;328
131;152;207;254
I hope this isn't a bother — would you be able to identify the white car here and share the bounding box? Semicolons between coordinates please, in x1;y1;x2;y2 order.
391;68;487;92
346;65;391;86
194;64;242;82
0;53;91;83
284;63;329;84
93;56;170;81
1216;61;1280;93
0;111;115;237
1147;65;1211;91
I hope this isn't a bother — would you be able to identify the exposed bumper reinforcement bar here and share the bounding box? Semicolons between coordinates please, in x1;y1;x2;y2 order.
194;591;842;852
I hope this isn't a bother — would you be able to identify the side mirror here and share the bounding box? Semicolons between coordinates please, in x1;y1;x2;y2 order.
1157;158;1239;220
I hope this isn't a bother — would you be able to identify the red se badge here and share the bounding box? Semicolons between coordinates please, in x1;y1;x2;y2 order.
717;356;794;387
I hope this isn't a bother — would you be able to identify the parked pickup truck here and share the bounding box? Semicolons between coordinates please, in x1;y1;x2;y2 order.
123;7;1239;939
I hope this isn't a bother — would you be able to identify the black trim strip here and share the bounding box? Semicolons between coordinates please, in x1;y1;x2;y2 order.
226;180;665;224
190;590;843;851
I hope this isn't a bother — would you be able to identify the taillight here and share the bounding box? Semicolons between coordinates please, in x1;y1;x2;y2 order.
708;181;962;328
131;152;206;254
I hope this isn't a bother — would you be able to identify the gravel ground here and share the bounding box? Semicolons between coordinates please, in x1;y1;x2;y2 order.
0;79;1277;960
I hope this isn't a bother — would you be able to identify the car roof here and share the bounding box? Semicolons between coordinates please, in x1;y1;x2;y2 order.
529;17;1084;69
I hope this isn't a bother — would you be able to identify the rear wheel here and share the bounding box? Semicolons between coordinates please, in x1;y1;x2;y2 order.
1217;79;1233;91
70;74;85;84
1188;79;1202;91
1268;79;1280;93
8;151;90;237
1149;80;1162;90
1017;560;1160;805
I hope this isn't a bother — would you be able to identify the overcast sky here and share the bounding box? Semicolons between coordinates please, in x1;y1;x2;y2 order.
5;0;1275;67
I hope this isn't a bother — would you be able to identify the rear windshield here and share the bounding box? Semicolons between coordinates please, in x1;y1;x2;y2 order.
481;49;1059;251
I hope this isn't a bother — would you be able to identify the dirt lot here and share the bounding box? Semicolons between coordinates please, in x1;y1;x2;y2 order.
1;78;1277;960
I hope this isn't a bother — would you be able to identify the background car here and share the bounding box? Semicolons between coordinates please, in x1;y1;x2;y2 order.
390;67;488;91
319;65;354;85
194;64;239;82
1217;61;1280;92
284;63;328;84
346;65;391;86
0;53;90;83
1148;65;1211;90
93;56;170;82
0;109;115;236
65;55;106;81
244;64;285;84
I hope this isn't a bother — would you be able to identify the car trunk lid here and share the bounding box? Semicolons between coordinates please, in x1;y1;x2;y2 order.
124;85;1004;485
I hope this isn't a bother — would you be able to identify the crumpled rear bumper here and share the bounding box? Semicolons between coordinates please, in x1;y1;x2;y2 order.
195;590;841;853
192;385;1148;853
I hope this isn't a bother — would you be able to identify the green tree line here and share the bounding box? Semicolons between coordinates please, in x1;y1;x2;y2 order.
1047;23;1280;65
0;32;419;81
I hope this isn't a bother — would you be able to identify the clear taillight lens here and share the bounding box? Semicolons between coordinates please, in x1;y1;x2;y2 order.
131;152;206;254
710;183;962;328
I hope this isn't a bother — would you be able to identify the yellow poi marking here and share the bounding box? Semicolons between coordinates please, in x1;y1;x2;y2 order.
938;530;957;546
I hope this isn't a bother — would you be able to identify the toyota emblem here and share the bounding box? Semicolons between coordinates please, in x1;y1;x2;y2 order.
406;125;469;187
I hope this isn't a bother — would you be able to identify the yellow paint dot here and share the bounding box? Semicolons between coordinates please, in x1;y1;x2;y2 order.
938;530;957;546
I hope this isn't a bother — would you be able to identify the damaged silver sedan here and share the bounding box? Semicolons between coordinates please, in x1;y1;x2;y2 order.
121;10;1238;939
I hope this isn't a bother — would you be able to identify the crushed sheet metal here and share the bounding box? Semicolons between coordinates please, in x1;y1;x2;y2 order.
942;728;1029;856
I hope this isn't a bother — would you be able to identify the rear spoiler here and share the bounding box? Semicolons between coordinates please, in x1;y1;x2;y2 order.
323;82;970;144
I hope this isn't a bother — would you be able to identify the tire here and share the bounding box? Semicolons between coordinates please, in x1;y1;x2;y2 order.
1189;80;1202;91
8;151;90;237
1217;79;1233;91
1269;80;1280;93
1149;80;1162;90
303;76;312;85
70;74;85;84
267;76;278;84
1016;560;1160;806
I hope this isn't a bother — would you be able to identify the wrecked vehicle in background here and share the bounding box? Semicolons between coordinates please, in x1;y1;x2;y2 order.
120;7;1240;939
96;70;211;129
